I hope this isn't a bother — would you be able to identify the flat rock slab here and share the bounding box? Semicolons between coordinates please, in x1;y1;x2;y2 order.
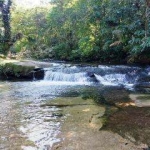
41;97;94;107
0;59;52;68
130;94;150;107
105;106;150;148
13;60;52;68
49;97;145;150
0;59;52;80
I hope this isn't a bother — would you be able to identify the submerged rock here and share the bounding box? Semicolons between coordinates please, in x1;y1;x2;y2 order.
102;87;131;106
104;106;150;146
81;86;132;107
130;94;150;107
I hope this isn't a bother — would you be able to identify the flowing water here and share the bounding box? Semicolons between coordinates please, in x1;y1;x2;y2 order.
0;62;150;150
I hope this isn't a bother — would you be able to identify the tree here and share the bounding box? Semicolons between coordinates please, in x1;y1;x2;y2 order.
9;0;150;63
0;0;12;54
145;0;150;37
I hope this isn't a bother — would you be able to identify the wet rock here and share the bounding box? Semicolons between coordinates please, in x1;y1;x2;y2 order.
135;83;150;89
34;69;44;80
104;107;150;146
83;87;132;106
0;54;6;59
61;91;80;97
0;60;48;80
1;63;34;80
102;87;131;105
52;113;63;118
138;76;150;83
33;68;42;72
137;54;150;64
87;72;95;78
130;94;150;107
86;72;99;82
9;134;24;139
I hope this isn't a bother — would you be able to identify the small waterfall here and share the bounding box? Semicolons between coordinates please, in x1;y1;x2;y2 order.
44;71;89;83
94;74;127;86
94;73;137;87
42;63;150;89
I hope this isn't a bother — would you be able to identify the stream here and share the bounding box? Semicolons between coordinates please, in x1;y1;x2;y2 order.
0;62;150;150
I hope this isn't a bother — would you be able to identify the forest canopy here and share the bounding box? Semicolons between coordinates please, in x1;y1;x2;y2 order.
0;0;150;64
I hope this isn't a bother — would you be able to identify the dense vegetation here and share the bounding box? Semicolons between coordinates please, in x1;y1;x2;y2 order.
1;0;150;63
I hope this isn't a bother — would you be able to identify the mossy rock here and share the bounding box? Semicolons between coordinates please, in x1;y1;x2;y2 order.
1;63;34;80
0;59;51;80
0;54;6;59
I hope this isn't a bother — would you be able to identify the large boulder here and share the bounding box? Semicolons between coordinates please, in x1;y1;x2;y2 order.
1;63;35;80
0;60;51;80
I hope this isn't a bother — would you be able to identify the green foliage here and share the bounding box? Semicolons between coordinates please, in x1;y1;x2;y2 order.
10;0;150;63
11;6;51;58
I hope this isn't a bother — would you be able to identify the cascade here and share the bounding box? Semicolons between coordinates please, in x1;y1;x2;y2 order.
43;63;150;88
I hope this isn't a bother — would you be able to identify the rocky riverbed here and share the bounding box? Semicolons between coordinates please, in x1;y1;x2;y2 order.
38;96;146;150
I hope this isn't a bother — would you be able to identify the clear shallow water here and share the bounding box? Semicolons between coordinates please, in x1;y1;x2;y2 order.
0;63;150;149
0;80;93;150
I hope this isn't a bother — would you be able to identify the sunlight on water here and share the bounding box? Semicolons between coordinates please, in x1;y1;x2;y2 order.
20;108;61;150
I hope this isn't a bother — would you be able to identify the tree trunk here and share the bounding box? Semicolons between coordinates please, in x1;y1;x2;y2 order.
145;0;150;37
1;0;12;54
